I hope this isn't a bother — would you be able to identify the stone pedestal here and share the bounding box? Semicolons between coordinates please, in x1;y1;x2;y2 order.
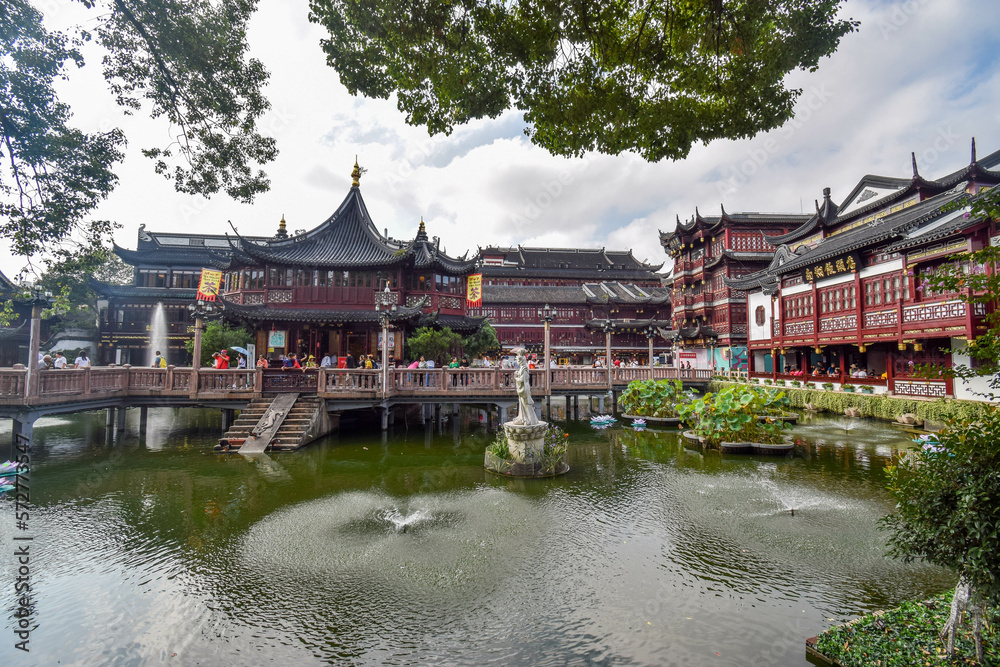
504;421;548;462
484;420;569;478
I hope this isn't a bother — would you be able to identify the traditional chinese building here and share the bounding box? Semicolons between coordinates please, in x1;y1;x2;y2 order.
659;210;810;369
728;141;999;400
472;247;671;363
215;164;482;362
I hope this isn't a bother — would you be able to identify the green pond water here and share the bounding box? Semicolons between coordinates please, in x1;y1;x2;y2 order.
0;408;952;666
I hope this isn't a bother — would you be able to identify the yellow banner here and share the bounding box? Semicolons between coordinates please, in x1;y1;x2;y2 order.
466;273;482;307
196;269;223;301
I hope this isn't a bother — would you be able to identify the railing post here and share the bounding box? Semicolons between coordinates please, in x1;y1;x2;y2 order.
82;366;91;396
165;365;175;391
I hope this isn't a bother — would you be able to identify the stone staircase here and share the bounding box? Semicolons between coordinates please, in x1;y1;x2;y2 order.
217;394;332;452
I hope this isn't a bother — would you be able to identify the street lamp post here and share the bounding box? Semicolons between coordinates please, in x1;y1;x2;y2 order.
375;284;397;399
22;286;54;399
602;318;614;389
646;325;657;380
539;303;553;394
187;299;219;372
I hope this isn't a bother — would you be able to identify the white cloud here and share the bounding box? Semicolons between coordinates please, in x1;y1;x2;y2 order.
3;0;999;281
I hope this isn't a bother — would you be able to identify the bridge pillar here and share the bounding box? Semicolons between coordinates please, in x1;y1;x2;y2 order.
566;396;571;420
419;404;426;424
11;416;33;459
598;396;604;414
139;407;148;441
380;407;389;431
573;395;579;420
105;407;114;430
499;405;508;424
611;391;619;416
434;403;442;429
485;407;493;431
388;408;395;426
115;407;127;436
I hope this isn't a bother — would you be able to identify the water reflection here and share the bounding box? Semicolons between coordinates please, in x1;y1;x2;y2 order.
0;409;951;666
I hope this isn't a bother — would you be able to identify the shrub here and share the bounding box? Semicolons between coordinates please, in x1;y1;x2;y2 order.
707;381;996;423
791;380;802;387
860;385;874;394
882;407;1000;660
618;379;686;418
822;382;834;391
675;384;793;447
842;383;856;393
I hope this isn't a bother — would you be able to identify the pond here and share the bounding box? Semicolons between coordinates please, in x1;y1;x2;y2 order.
0;409;952;666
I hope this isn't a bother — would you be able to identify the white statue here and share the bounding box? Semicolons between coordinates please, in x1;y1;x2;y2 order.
511;348;539;426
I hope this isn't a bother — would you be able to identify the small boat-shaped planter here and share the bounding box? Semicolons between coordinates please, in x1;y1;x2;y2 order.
622;414;682;428
683;431;794;455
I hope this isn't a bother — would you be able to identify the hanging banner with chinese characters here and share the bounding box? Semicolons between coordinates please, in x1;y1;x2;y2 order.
466;273;483;307
196;269;223;301
801;252;860;283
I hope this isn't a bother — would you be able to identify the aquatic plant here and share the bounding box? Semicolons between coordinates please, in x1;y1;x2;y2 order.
675;384;793;448
617;379;685;418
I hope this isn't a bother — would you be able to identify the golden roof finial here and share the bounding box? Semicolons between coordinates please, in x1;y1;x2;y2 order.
351;156;362;187
419;216;425;234
279;214;286;231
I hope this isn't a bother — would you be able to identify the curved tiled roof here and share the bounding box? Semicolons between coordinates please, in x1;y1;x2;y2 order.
233;187;408;268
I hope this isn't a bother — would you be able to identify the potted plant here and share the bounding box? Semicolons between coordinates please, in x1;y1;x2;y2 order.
675;384;794;450
860;385;874;394
791;380;802;387
764;379;773;385
842;383;856;393
822;382;834;392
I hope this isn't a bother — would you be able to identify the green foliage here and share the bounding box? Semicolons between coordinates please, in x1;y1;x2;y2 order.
461;322;499;359
882;407;1000;606
675;384;793;447
710;381;996;424
184;320;253;366
33;250;134;333
1;0;276;267
486;430;510;460
815;592;1000;666
842;384;856;392
404;326;462;365
617;379;685;418
309;0;857;162
0;0;124;259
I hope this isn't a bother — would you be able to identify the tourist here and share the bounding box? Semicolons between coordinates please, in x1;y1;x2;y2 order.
320;352;334;368
152;350;166;368
304;355;318;369
53;352;67;369
810;366;820;377
282;353;301;370
42;354;53;369
449;356;459;368
856;368;868;378
238;354;247;369
74;352;90;368
256;355;268;368
407;359;419;369
426;357;435;369
827;364;837;376
346;352;356;369
217;349;230;369
418;356;427;369
363;355;374;369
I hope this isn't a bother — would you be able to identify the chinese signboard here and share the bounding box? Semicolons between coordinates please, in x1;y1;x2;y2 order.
268;330;286;348
466;273;482;307
196;269;222;301
801;252;860;283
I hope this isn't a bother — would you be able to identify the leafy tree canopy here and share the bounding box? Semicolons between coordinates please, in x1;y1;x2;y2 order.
308;0;857;161
461;321;498;359
405;325;462;364
1;0;276;267
34;248;133;332
881;407;1000;659
184;319;253;367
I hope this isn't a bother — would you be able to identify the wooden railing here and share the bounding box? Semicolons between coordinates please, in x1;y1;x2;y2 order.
0;365;712;407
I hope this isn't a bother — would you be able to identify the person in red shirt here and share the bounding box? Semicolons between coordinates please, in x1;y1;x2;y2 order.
218;350;230;369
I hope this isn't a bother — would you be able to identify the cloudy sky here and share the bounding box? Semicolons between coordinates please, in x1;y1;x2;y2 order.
4;0;1000;279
